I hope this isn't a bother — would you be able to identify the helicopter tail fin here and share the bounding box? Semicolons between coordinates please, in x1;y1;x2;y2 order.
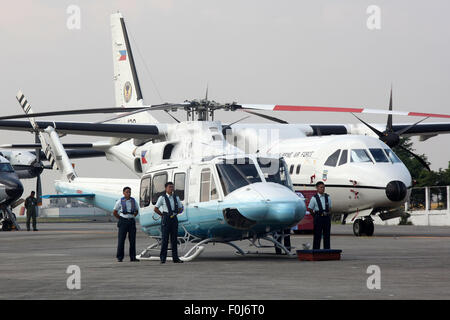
43;126;77;182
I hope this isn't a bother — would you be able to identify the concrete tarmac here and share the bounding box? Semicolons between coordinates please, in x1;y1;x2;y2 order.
0;222;449;299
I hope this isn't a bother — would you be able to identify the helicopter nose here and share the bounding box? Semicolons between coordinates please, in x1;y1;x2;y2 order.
225;182;306;225
385;180;407;202
265;200;305;225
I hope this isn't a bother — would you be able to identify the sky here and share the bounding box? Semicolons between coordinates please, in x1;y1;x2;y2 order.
2;0;450;195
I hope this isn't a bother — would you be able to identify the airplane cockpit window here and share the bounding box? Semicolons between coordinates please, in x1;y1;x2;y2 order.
384;149;402;163
257;158;292;189
338;150;348;166
139;176;151;208
174;173;186;201
0;163;14;172
369;148;389;163
324;149;341;167
151;172;168;205
216;158;262;196
350;149;373;163
289;164;294;174
296;164;301;174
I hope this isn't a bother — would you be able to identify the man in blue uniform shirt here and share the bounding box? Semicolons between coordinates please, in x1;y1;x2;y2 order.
154;182;184;264
113;186;139;262
308;181;332;250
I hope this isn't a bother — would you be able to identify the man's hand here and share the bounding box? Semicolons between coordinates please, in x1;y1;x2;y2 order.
154;207;162;216
113;210;120;219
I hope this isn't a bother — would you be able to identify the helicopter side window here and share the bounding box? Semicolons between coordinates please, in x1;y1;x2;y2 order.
350;149;373;163
385;149;402;163
139;176;151;208
216;158;262;196
174;173;186;201
151;172;168;205
0;163;14;172
200;168;218;202
324;149;341;167
338;150;348;166
369;148;389;163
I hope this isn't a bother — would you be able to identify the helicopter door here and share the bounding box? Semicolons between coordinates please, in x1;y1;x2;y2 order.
173;171;188;222
191;167;220;224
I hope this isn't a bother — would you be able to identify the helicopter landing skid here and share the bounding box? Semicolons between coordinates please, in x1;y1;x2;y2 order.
246;234;296;257
136;226;248;261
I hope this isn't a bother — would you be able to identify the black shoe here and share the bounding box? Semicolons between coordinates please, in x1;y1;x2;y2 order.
117;259;123;262
130;258;140;262
173;259;184;263
33;229;38;231
160;260;166;264
27;229;30;231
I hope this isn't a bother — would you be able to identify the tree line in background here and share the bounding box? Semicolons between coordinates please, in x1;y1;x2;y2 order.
394;137;450;187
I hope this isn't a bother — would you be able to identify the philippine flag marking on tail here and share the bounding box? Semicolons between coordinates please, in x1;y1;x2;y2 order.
141;150;148;164
118;50;127;61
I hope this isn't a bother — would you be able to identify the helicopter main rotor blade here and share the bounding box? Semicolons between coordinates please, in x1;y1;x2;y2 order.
238;104;450;119
0;106;155;121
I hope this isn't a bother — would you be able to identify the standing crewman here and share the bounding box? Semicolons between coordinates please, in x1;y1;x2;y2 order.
113;186;139;262
308;181;332;249
154;182;184;264
25;191;38;231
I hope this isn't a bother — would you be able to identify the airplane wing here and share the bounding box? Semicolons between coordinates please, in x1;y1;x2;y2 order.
0;120;165;139
304;122;450;139
42;193;95;199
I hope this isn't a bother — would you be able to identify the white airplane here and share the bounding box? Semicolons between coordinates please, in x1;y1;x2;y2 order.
1;12;449;240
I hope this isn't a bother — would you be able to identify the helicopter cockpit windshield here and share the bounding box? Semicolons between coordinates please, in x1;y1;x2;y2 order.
216;157;262;196
257;157;293;190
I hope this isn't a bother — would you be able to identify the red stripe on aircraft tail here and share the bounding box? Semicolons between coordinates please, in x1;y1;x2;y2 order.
273;105;365;113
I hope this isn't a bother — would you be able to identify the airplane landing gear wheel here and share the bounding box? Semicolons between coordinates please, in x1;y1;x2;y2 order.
364;219;374;236
353;219;364;236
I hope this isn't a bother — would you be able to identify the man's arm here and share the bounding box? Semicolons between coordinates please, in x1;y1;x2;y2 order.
113;210;120;219
307;198;316;215
112;200;121;219
154;196;163;216
133;199;139;217
176;196;183;214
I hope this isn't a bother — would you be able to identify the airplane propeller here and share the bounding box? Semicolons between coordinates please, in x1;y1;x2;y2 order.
352;88;431;171
34;132;43;206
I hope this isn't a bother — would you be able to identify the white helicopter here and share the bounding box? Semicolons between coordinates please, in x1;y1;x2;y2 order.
8;90;306;260
1;12;449;241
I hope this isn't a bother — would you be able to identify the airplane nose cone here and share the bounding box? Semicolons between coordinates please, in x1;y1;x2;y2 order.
6;183;24;201
385;180;407;202
4;176;24;201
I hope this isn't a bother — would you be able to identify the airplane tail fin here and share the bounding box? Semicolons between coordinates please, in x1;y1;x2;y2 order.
16;90;76;182
110;12;159;124
111;11;143;108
